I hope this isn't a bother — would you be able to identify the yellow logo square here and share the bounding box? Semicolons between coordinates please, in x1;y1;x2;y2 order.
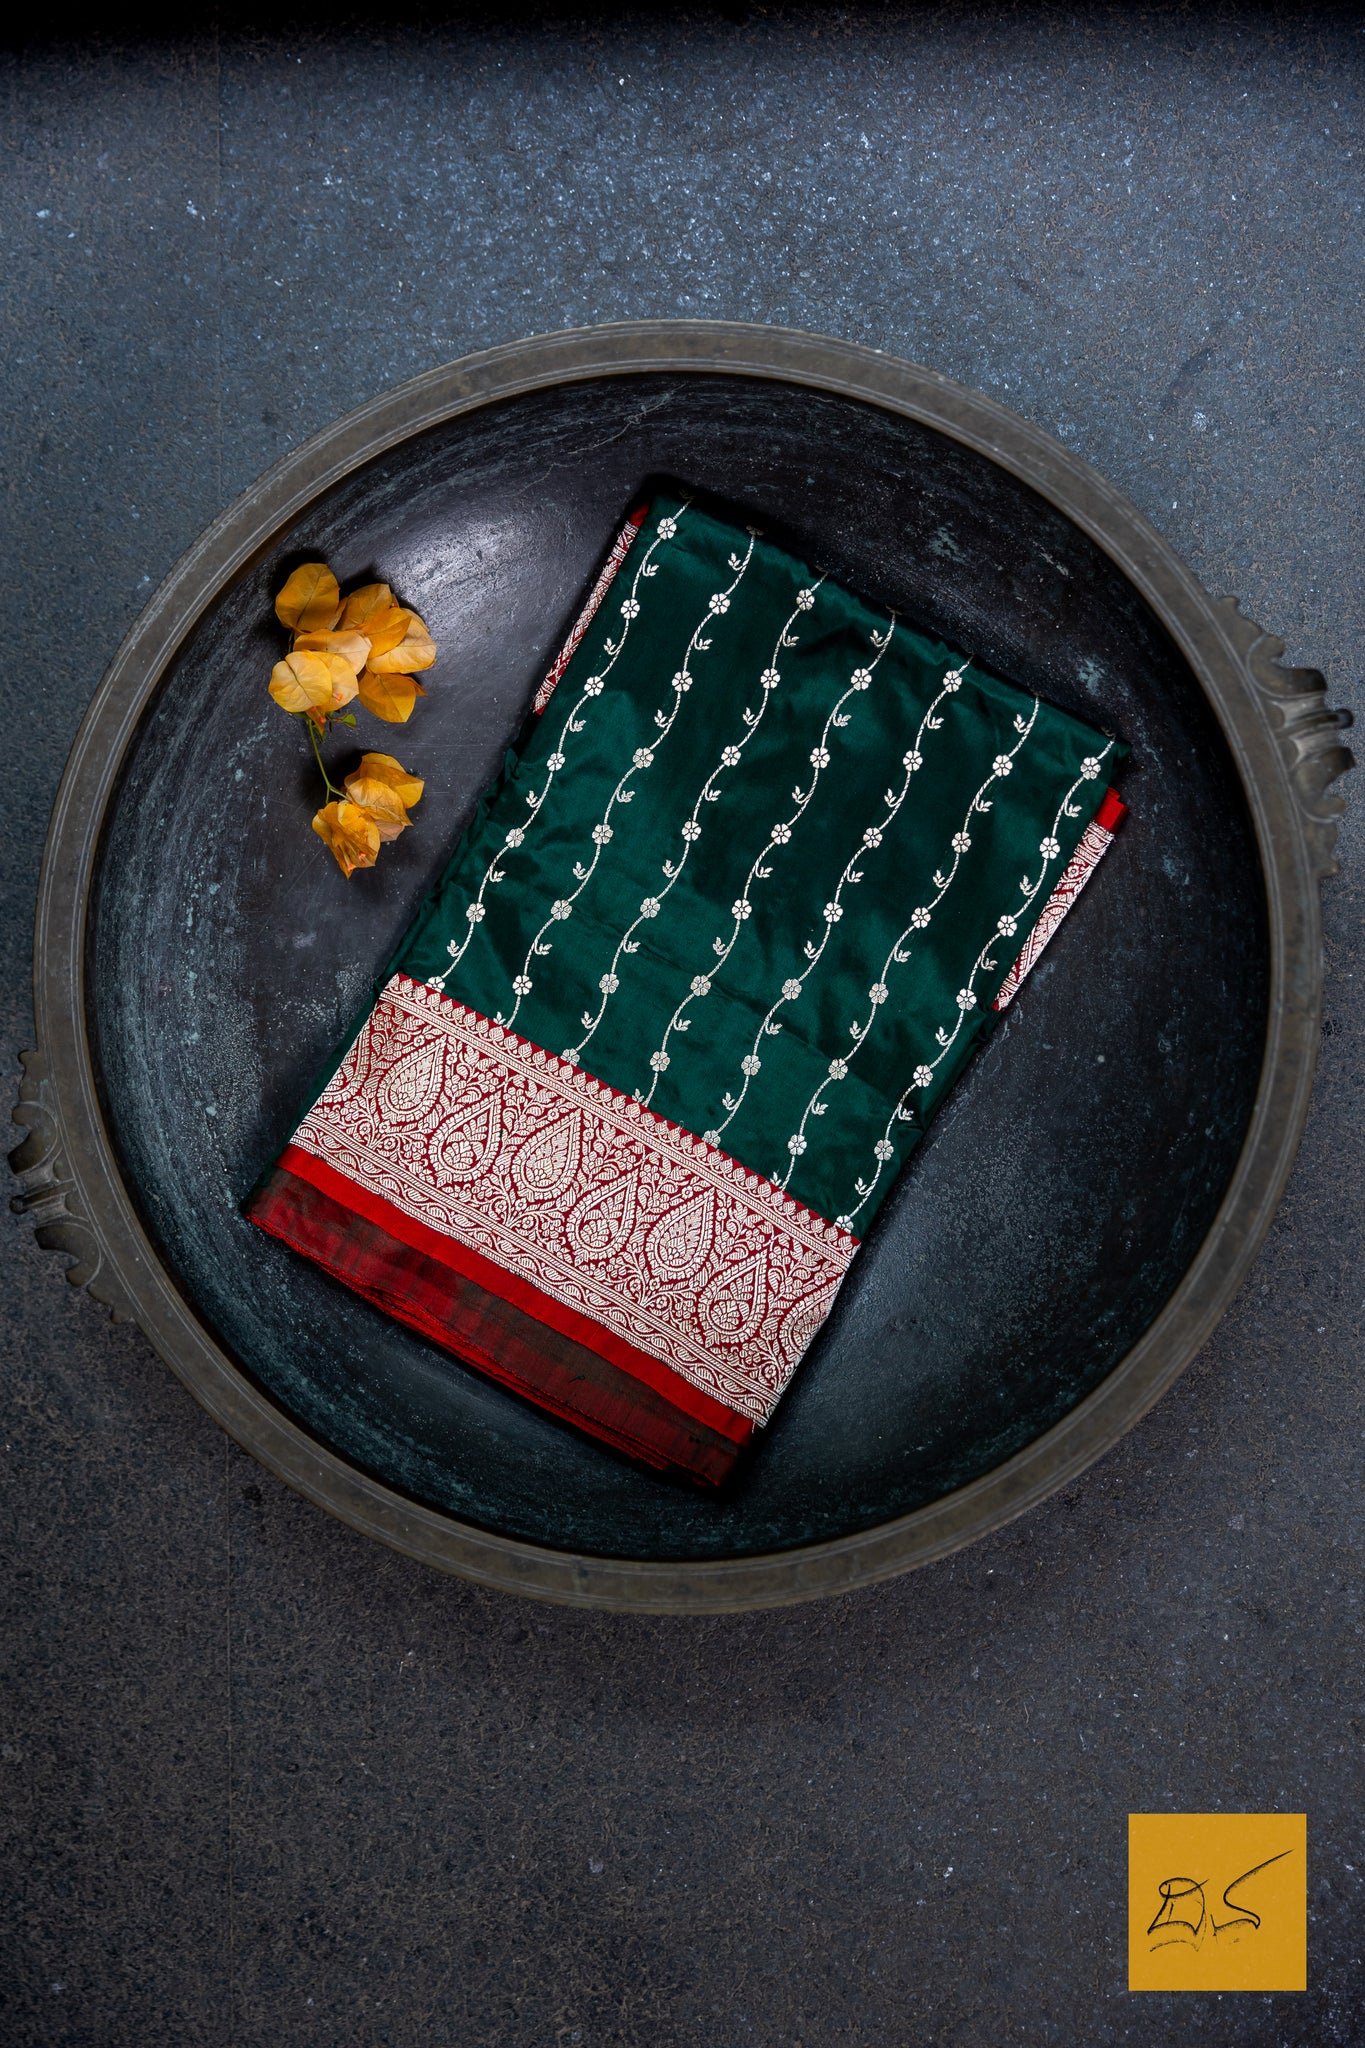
1128;1813;1306;1992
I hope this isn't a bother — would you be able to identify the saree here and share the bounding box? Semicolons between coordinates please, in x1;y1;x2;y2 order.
250;494;1128;1485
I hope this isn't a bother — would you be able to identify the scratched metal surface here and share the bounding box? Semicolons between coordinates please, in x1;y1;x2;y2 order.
3;9;1362;2044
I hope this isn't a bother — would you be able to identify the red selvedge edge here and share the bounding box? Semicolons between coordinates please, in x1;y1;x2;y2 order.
993;787;1128;1011
531;506;648;714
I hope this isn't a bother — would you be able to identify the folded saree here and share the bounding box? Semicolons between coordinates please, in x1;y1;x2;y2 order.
250;495;1128;1485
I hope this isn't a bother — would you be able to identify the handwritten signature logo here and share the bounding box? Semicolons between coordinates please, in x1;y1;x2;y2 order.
1148;1849;1294;1952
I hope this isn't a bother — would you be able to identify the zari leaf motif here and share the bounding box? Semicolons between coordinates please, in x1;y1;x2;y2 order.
429;1094;502;1184
511;1111;582;1201
566;1172;640;1260
378;1037;447;1121
645;1186;717;1279
699;1251;769;1343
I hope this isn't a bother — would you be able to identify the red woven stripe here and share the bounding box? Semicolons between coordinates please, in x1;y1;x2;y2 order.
249;1166;747;1485
275;1142;753;1444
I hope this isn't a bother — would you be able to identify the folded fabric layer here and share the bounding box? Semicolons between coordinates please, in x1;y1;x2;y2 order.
251;494;1128;1485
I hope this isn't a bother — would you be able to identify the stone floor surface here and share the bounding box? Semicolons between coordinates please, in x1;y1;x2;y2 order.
2;8;1362;2044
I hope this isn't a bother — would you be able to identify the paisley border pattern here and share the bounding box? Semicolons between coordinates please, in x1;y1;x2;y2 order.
287;976;857;1424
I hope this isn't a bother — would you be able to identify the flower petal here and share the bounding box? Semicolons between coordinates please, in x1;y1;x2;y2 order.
275;562;341;632
294;628;373;674
337;582;396;633
367;614;437;674
268;649;336;714
356;668;419;723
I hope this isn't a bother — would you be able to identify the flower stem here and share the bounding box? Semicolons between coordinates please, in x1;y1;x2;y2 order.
308;715;346;800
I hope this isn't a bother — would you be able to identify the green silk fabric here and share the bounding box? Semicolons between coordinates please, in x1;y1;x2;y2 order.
397;496;1125;1230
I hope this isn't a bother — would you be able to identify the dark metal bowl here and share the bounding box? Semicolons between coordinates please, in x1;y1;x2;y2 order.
12;323;1351;1610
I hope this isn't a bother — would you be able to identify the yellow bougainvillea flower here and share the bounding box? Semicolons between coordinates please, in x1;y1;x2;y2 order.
343;752;425;841
356;668;422;723
367;612;437;674
311;800;381;877
269;649;338;715
275;562;342;633
338;583;397;634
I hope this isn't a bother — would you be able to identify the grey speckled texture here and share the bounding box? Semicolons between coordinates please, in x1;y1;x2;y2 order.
3;8;1362;2043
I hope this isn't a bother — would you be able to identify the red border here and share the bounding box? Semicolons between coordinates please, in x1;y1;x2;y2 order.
278;1142;753;1443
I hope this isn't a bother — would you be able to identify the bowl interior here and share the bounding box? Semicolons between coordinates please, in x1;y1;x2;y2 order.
88;372;1267;1560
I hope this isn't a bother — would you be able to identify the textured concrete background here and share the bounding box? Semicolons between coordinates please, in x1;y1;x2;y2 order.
3;7;1362;2043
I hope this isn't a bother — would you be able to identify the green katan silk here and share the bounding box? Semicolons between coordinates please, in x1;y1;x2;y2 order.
397;495;1125;1232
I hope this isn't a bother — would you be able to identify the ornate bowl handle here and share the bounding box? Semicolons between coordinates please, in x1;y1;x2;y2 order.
9;1049;136;1322
1218;595;1354;880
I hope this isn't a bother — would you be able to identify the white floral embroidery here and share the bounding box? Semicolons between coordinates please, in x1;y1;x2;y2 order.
466;903;486;924
772;822;793;844
690;975;712;996
810;746;832;769
620;598;641;619
591;823;613;845
741;1054;763;1076
432;507;688;990
997;913;1017;935
1040;835;1061;859
649;1051;670;1071
788;1133;807;1154
842;738;1117;1224
719;655;976;1162
868;982;889;1004
732;899;753;920
863;826;883;848
774;692;1041;1191
874;1138;895;1161
639;897;661;919
850;668;872;690
903;749;923;772
571;573;821;1069
782;979;803;1000
796;588;815;610
702;1128;720;1146
599;972;619;994
512;974;533;995
550;900;572;921
761;668;781;690
709;592;731;614
500;528;755;1028
822;901;844;924
828;1058;848;1079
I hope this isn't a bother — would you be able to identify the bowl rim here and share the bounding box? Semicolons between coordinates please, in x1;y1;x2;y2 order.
18;320;1352;1611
